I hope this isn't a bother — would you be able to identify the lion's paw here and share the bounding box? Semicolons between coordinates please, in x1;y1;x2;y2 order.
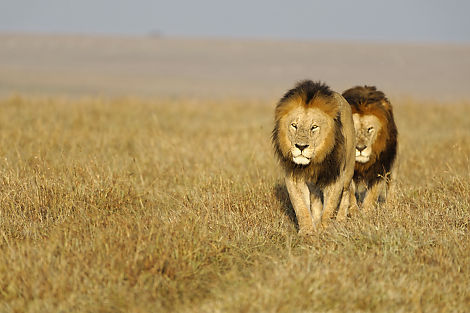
298;226;316;237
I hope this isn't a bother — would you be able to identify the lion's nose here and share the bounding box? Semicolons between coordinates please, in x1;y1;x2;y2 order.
356;145;367;152
295;144;309;151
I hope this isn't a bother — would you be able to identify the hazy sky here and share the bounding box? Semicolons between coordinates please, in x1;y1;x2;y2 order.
1;0;470;42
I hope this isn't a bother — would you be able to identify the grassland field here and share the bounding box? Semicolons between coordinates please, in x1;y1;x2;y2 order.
0;93;468;313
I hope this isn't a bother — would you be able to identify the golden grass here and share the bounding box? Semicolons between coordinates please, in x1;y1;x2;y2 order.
0;94;469;312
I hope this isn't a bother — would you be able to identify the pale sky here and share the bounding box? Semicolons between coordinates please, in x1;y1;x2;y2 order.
1;0;469;42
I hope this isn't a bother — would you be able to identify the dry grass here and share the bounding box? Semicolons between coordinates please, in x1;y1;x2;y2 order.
0;94;469;313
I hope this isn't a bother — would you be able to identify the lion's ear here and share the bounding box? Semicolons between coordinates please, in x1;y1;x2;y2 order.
380;99;392;111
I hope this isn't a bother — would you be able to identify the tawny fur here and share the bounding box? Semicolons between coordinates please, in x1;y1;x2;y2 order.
342;86;398;211
273;80;356;234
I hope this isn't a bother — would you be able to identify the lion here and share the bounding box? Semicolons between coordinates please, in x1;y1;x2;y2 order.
272;80;356;235
342;86;398;211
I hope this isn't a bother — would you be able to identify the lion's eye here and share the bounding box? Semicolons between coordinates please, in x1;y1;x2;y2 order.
291;123;297;129
311;125;319;131
367;127;374;133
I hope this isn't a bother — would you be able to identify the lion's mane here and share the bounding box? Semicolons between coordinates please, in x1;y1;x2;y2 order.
272;80;346;188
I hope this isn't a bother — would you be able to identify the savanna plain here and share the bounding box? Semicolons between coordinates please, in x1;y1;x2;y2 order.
0;93;469;313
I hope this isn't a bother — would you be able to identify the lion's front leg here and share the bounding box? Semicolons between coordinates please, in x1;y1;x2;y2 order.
362;180;385;212
310;187;323;229
381;164;398;203
336;183;352;221
347;181;359;217
321;181;343;227
285;175;314;235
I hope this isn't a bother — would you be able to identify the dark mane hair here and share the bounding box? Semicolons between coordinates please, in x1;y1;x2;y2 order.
342;85;398;186
342;85;389;109
280;80;333;104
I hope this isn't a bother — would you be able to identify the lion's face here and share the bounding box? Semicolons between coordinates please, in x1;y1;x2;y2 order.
352;113;382;163
279;106;335;165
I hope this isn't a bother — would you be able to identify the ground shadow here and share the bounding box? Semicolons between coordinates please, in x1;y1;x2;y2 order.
273;183;298;230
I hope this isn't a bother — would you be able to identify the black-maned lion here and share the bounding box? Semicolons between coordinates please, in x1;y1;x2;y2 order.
342;85;398;211
272;80;356;234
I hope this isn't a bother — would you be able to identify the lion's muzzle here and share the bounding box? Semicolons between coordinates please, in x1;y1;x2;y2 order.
355;145;371;163
292;144;312;165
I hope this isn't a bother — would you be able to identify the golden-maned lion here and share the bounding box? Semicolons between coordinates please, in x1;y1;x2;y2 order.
272;80;356;234
342;86;398;211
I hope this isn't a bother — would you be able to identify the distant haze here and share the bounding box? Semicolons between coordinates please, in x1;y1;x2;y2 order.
1;0;470;42
1;34;469;100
